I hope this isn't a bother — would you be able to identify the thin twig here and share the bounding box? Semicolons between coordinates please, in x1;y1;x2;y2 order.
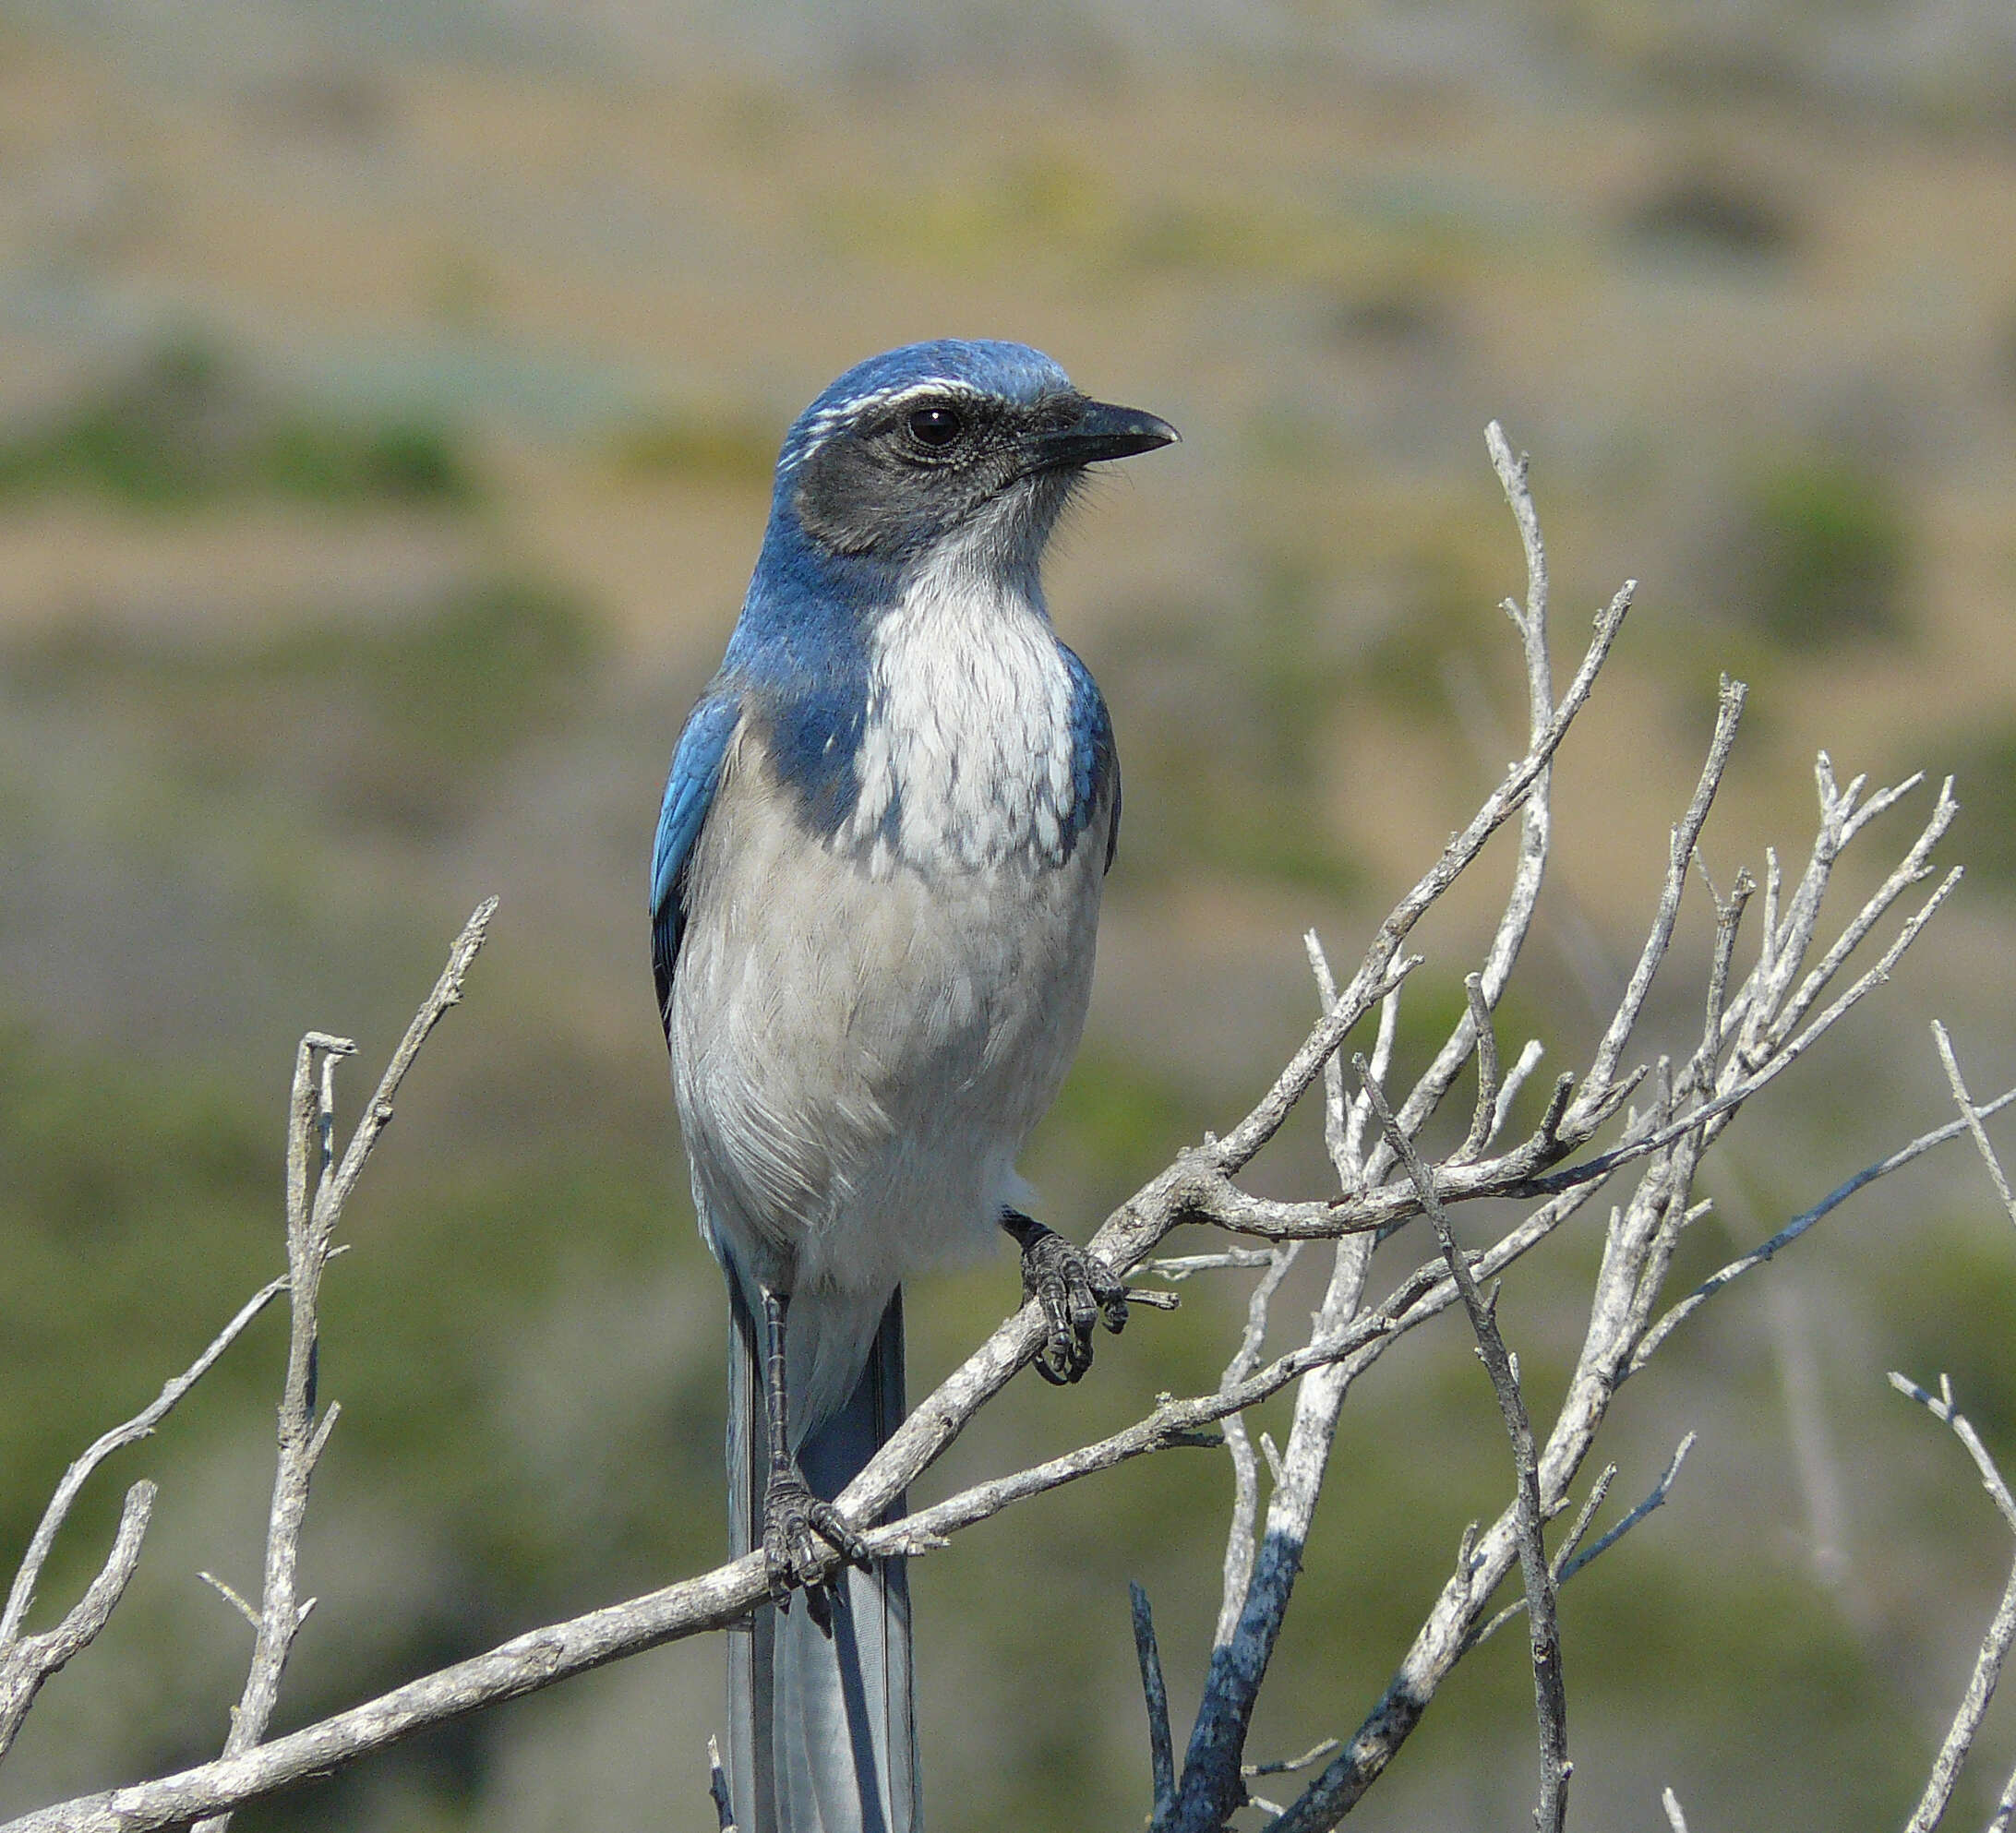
1213;1245;1298;1649
0;1485;157;1758
1357;427;1563;1192
1458;974;1501;1163
193;904;496;1833
1343;976;1402;1180
1494;1040;1546;1144
0;1277;285;1656
1470;1435;1696;1648
1636;1085;2016;1374
1553;1467;1617;1575
315;900;498;1229
707;1735;738;1832
1561;1435;1696;1586
1246;1739;1340;1779
1358;1061;1570;1833
1149;1251;1277;1280
1889;1376;2016;1535
1577;677;1746;1124
1932;1022;2016;1228
1211;581;1631;1179
1132;1583;1176;1827
1761;778;1957;1060
198;1575;261;1631
1892;1375;2016;1833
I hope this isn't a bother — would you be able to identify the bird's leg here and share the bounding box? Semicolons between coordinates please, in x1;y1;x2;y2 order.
759;1288;870;1618
1001;1208;1129;1384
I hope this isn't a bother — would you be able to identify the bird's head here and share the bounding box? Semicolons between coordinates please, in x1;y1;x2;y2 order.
769;340;1176;579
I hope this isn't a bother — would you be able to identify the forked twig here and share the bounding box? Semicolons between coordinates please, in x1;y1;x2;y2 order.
192;899;496;1833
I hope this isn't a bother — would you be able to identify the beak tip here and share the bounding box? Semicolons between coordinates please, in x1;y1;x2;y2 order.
1027;398;1181;470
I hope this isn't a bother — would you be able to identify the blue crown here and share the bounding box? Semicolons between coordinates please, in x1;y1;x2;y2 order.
777;340;1073;474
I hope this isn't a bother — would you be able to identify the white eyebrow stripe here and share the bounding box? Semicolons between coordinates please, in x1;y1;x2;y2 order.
789;379;990;462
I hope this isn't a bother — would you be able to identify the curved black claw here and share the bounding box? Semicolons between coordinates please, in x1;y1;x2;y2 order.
762;1467;870;1624
1003;1209;1129;1385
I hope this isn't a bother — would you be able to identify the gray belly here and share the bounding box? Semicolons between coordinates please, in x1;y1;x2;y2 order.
668;742;1109;1313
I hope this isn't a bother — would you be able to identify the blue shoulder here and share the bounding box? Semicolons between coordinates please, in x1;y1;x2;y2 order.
1061;644;1121;872
651;689;741;1033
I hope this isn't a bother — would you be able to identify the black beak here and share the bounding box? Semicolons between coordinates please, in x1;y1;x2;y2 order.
1030;397;1180;470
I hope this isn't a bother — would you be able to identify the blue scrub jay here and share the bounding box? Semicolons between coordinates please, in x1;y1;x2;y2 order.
652;340;1174;1833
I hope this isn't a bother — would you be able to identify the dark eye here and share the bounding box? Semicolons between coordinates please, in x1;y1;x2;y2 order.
906;405;964;449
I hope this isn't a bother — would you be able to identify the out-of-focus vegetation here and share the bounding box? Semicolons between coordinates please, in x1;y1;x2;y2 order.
1722;456;1913;650
606;410;784;486
0;341;476;509
1;6;2013;1830
1940;723;2016;893
6;577;599;836
1623;168;1800;263
1105;566;1365;893
0;1029;274;1569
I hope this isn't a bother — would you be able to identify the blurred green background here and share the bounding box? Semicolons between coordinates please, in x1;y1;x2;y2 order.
2;4;2015;1828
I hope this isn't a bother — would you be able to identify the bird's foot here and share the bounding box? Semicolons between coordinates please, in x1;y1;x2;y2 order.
1004;1209;1129;1384
762;1467;870;1624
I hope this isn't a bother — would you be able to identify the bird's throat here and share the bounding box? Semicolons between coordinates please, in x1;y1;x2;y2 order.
838;568;1084;877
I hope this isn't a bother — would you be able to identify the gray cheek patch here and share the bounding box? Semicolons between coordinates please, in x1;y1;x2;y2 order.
789;399;1027;560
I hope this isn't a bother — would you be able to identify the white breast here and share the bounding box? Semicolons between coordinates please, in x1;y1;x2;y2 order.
840;554;1081;874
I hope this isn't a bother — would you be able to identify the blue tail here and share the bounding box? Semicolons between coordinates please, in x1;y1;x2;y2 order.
725;1285;918;1833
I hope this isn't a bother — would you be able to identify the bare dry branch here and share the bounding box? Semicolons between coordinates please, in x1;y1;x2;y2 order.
191;901;496;1833
1;1276;285;1658
0;1551;773;1831
1890;1375;2016;1534
0;1272;291;1766
1212;578;1631;1179
1354;424;1561;1187
1635;1085;2016;1375
1933;1021;2016;1230
315;899;497;1228
1560;1434;1697;1587
1149;1251;1276;1279
1892;1373;2016;1833
707;1734;738;1833
198;1574;260;1632
1212;1242;1296;1650
1;419;1978;1833
1457;973;1501;1163
1131;1582;1175;1827
1359;1060;1569;1833
1577;676;1745;1122
1247;1739;1340;1780
1470;1435;1696;1649
0;1484;156;1759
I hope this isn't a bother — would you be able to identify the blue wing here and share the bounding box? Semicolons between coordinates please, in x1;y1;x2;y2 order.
651;690;741;1037
1061;643;1121;872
